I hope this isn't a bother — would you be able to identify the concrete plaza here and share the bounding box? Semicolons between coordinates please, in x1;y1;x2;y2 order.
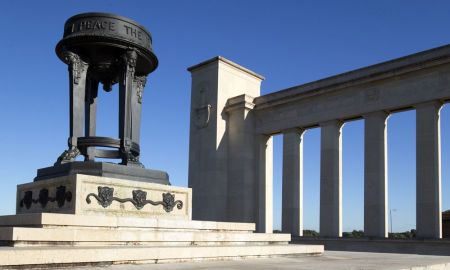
59;251;450;270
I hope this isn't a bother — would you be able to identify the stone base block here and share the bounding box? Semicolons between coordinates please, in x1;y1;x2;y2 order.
0;213;255;231
0;244;323;267
0;226;291;247
0;213;323;267
16;174;191;219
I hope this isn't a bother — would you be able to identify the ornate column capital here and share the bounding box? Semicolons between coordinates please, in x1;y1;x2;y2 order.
61;51;88;84
134;76;147;104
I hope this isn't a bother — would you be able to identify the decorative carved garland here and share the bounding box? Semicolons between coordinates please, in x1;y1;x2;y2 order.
19;186;72;209
86;186;183;213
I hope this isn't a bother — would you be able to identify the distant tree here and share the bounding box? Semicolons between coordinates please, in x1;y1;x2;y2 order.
303;229;319;237
388;229;416;239
343;230;364;238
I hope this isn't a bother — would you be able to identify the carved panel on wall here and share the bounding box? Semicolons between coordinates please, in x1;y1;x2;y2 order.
86;186;183;212
19;186;72;209
194;82;212;129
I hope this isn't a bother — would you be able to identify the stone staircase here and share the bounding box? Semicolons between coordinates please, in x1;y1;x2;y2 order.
0;213;323;268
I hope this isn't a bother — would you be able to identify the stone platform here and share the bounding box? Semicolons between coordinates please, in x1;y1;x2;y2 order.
0;174;323;268
0;213;322;267
293;237;450;256
58;251;450;270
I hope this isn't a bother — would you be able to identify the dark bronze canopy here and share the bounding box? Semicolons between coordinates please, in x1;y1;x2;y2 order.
35;12;169;185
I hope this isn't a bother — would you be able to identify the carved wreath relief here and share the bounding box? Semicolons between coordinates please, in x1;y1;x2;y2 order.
86;186;183;213
19;186;72;209
194;82;212;129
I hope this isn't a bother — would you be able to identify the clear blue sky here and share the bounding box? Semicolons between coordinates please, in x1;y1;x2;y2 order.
1;0;450;233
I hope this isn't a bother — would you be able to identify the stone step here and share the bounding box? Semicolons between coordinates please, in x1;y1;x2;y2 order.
0;213;254;232
0;226;289;246
0;244;324;267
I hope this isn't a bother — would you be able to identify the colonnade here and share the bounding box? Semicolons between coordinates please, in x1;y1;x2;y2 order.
188;46;450;241
279;102;442;239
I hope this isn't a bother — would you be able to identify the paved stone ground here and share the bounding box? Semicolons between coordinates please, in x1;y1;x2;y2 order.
59;251;450;270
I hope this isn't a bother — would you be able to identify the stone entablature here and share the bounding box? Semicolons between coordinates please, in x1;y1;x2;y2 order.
253;45;450;134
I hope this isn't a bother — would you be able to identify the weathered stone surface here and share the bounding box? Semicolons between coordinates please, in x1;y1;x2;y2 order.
0;244;323;267
282;129;303;236
187;57;264;223
0;226;291;246
0;213;255;231
16;174;191;219
53;251;450;270
416;101;443;239
364;112;389;238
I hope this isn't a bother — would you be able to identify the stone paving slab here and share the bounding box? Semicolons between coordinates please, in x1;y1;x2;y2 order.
55;251;450;270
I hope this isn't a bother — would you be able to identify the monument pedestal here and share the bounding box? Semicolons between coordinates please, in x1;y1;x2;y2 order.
17;174;187;219
0;174;323;267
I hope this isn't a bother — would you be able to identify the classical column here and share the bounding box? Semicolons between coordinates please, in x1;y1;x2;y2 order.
364;111;389;238
131;76;147;148
84;77;99;161
119;50;139;166
256;135;273;233
282;129;304;236
85;78;99;138
320;120;343;237
416;101;442;239
55;51;88;164
226;95;257;223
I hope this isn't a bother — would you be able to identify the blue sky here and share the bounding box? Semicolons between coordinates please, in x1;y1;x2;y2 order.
0;0;450;232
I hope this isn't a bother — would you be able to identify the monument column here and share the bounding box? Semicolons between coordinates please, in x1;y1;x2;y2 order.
256;134;273;233
416;101;442;239
282;129;304;236
226;95;258;222
56;51;89;164
320;120;343;237
84;76;99;161
363;111;389;238
118;50;139;166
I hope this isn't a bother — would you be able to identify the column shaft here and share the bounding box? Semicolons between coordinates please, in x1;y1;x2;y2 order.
282;129;304;236
118;50;138;165
320;120;343;237
256;135;273;233
416;102;442;239
364;112;389;238
84;78;99;161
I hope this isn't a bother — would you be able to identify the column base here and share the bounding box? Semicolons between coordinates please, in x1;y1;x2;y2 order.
35;161;170;185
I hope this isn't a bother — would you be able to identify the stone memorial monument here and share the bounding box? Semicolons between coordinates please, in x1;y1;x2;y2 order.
16;13;180;219
0;13;321;267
